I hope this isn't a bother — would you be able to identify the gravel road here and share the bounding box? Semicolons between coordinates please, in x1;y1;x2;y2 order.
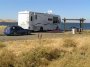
0;33;64;42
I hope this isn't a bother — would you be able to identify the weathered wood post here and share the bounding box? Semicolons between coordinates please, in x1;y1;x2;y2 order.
80;18;82;33
80;18;85;33
81;18;84;31
64;18;66;32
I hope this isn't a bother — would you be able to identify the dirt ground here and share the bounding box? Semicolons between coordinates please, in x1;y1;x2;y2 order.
0;31;89;42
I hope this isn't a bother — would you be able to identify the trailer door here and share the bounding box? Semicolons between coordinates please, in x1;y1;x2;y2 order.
29;13;34;30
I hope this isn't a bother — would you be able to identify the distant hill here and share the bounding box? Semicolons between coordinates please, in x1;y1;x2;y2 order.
0;19;17;22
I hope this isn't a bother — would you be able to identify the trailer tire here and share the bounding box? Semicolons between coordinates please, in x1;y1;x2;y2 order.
40;27;43;32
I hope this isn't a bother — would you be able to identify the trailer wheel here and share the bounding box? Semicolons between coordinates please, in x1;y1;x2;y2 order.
40;27;43;32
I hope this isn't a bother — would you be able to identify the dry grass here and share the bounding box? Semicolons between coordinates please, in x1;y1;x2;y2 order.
0;32;90;67
0;26;6;35
0;26;6;29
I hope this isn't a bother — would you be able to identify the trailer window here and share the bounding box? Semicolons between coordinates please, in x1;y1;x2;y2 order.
31;16;33;21
53;17;58;23
48;18;52;21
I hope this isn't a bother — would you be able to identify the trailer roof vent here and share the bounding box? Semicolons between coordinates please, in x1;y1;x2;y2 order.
47;10;53;14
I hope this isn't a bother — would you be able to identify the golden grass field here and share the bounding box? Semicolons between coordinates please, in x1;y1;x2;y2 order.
0;26;90;67
0;26;6;35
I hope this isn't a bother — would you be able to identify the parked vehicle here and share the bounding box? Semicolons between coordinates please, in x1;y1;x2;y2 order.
4;26;31;36
18;11;61;31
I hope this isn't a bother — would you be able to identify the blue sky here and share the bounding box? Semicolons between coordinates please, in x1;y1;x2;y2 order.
0;0;90;21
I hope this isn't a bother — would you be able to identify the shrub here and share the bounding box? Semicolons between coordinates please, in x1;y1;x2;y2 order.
0;42;6;48
19;47;50;67
16;47;66;67
63;39;77;48
45;49;66;61
48;47;90;67
0;49;16;67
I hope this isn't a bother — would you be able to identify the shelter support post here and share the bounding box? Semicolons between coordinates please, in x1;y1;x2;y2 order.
63;18;66;32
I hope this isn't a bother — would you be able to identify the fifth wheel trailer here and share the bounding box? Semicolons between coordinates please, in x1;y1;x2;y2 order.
18;11;61;31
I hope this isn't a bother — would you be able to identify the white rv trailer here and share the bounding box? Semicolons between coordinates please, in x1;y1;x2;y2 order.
18;11;61;31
